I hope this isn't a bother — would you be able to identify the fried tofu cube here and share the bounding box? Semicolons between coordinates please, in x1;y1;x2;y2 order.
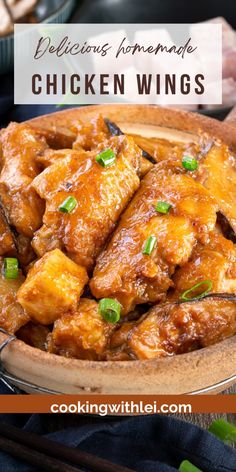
17;249;88;324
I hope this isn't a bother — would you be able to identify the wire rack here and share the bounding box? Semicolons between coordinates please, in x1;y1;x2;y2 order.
0;328;60;394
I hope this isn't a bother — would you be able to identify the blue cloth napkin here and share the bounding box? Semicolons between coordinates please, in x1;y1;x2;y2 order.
0;381;236;472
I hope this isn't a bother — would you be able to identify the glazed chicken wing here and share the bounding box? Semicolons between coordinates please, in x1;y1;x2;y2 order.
127;297;236;359
0;122;48;237
47;299;115;360
72;114;110;151
72;114;153;177
35;148;77;169
196;142;236;233
90;164;218;314
141;135;236;238
0;258;29;334
171;232;236;299
32;136;141;271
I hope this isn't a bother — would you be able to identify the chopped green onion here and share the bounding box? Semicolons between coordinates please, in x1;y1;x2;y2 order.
182;155;198;171
3;258;19;280
155;201;172;214
96;149;116;167
179;460;203;472
98;298;121;323
58;196;77;213
209;419;236;444
142;236;157;255
180;280;212;301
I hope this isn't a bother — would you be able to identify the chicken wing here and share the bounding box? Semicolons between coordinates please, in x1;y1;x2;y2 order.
0;258;29;334
0;122;48;237
35;148;76;169
32;125;75;150
138;135;236;238
90;164;218;314
127;297;236;359
72;114;110;151
196;142;236;233
32;136;141;271
72;114;153;177
171;232;236;299
17;249;88;325
47;299;115;360
0;203;36;267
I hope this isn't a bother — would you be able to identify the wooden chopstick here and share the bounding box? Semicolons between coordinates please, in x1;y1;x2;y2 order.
0;423;135;472
0;435;83;472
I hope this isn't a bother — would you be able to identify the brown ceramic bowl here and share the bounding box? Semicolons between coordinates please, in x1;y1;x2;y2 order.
0;105;236;395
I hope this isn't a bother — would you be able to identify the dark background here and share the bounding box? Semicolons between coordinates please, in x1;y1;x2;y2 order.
72;0;236;26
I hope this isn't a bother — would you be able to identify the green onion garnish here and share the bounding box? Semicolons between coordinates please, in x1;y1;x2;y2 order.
96;149;116;167
180;280;212;301
209;419;236;444
179;460;203;472
142;236;157;255
98;298;121;323
3;258;19;280
182;155;198;171
58;196;77;213
155;201;172;214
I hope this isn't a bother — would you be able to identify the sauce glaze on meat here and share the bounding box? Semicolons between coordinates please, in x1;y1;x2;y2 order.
0;114;235;361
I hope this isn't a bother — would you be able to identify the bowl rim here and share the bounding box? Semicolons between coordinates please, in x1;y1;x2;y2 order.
0;0;74;42
0;329;235;371
0;330;235;394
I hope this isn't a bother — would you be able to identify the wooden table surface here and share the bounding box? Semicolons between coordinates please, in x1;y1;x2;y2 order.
177;386;235;434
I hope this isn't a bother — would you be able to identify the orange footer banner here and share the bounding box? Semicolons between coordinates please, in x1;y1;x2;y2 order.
0;395;235;415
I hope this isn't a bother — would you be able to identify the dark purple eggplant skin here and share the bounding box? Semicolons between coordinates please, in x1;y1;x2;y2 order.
217;212;236;244
105;118;156;164
177;293;236;305
105;118;123;137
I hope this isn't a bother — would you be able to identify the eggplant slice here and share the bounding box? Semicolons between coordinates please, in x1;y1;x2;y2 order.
126;294;236;360
105;118;157;164
216;212;236;244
